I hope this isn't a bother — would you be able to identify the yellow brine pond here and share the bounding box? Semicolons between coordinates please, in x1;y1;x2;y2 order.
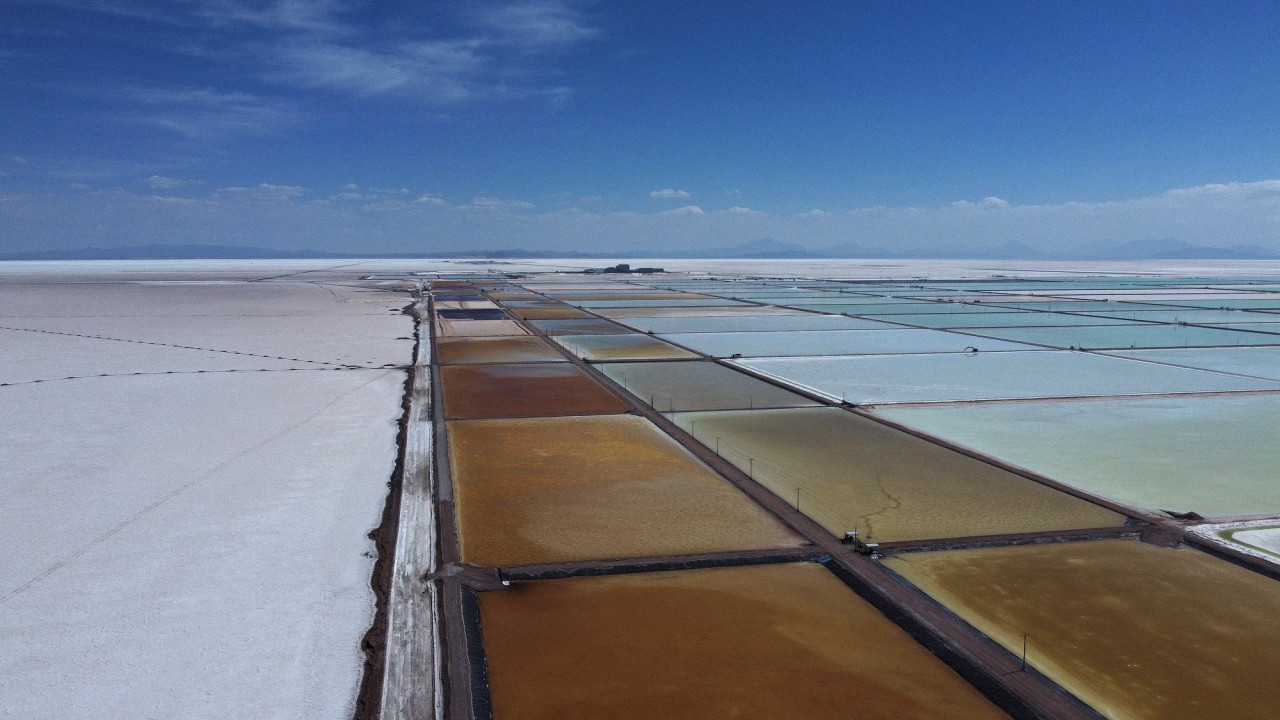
671;407;1124;543
885;538;1280;720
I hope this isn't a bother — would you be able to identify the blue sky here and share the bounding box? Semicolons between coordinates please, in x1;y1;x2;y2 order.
3;1;1280;254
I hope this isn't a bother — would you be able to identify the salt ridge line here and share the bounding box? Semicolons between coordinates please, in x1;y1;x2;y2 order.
375;291;443;720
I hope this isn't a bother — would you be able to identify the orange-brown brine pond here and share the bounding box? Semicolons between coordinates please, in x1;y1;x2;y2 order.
435;336;567;365
477;562;1010;719
448;414;804;566
439;363;630;419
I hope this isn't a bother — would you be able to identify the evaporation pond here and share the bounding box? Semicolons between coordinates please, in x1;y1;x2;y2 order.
616;313;897;334
1106;346;1280;382
599;360;819;411
435;336;566;365
1223;524;1280;558
550;333;699;361
528;318;632;335
670;407;1122;542
737;351;1275;404
509;306;592;320
477;563;1010;720
572;298;749;308
960;323;1280;349
885;539;1280;720
447;415;803;565
1077;308;1280;324
793;301;999;315
659;329;1033;358
434;318;528;337
878;312;1137;329
499;300;565;308
595;305;799;318
439;363;629;419
485;291;540;301
541;292;704;301
878;393;1280;517
433;300;499;311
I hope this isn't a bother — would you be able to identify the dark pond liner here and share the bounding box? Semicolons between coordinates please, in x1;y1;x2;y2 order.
461;588;494;720
437;309;509;320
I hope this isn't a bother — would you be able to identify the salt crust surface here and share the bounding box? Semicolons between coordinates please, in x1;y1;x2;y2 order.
0;274;410;720
1191;519;1280;566
0;281;411;369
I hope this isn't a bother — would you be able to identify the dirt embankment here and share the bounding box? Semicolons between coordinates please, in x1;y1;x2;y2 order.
353;300;419;720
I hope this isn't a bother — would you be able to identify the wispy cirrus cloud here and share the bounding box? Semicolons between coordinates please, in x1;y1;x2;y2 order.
267;38;486;99
475;1;598;49
115;86;294;141
33;1;598;103
7;1;598;152
140;175;202;190
650;188;690;199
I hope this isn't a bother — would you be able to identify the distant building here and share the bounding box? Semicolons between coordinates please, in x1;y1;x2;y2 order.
584;263;664;274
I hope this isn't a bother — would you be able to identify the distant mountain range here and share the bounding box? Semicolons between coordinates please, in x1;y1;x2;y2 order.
0;244;604;261
697;237;1280;260
2;237;1276;261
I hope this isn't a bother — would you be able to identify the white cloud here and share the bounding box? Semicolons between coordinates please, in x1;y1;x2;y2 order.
195;0;353;35
141;175;201;190
415;193;448;205
726;206;761;215
468;196;535;210
1162;180;1280;199
476;1;598;48
213;183;308;201
270;39;484;100
147;194;202;205
196;1;594;104
118;86;293;141
29;0;599;157
650;188;691;199
950;196;1011;208
7;178;1280;258
659;205;704;215
798;208;830;218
